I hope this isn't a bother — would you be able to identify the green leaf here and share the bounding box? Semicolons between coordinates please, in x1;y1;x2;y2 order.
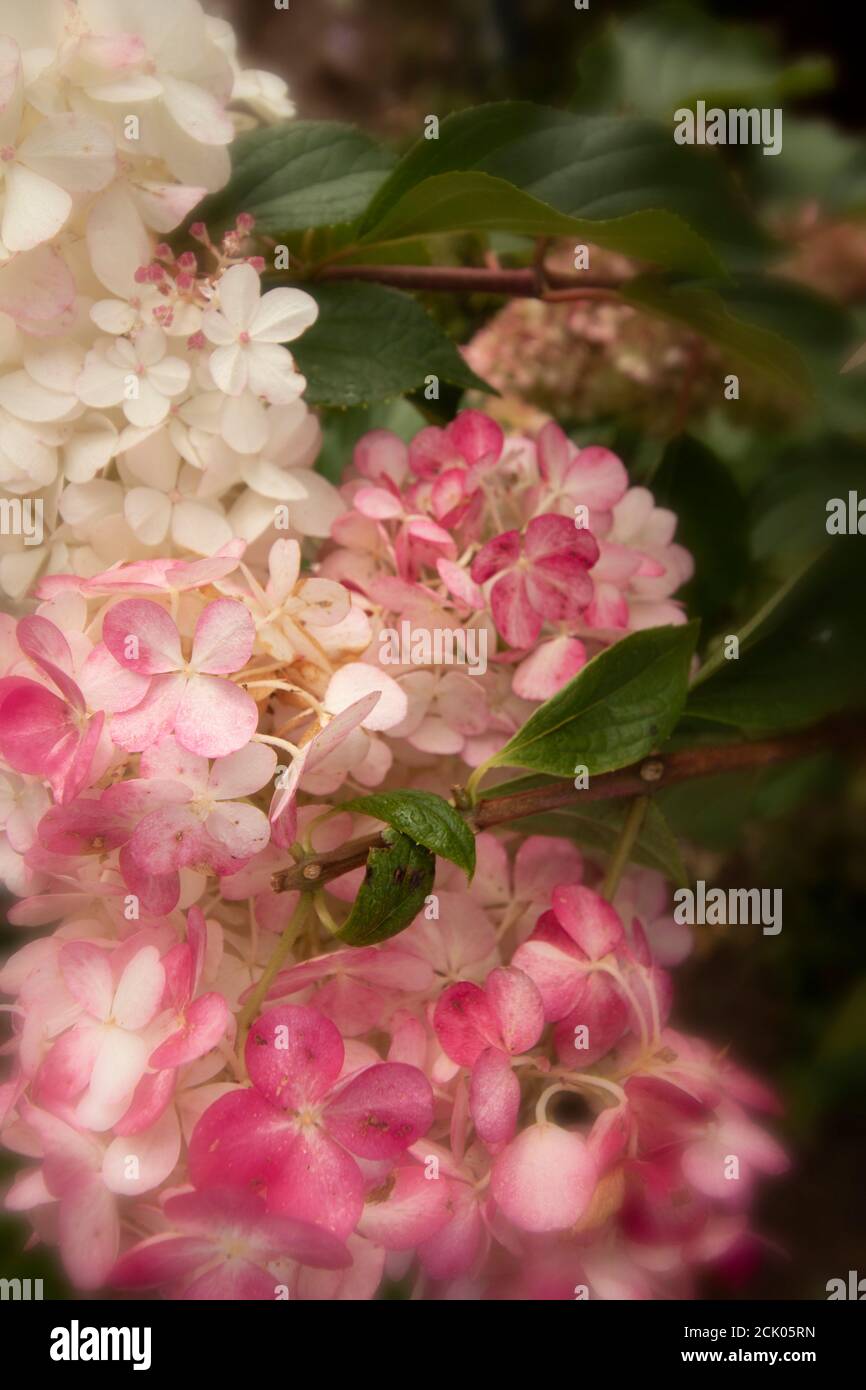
336;830;435;946
576;5;832;123
357;102;767;274
185;121;395;239
624;273;865;421
651;436;748;625
291;283;493;406
488;623;699;778
622;276;813;396
340;790;475;880
519;799;687;886
359;169;724;278
685;549;866;734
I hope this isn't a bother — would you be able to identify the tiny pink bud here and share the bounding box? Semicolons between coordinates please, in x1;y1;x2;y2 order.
247;256;266;273
236;212;255;232
177;251;197;271
187;331;206;351
189;221;207;240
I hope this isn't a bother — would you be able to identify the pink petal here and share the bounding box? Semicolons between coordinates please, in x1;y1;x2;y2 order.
190;598;255;674
114;1068;177;1136
78;643;151;712
0;681;77;779
357;1165;451;1249
324;1062;434;1159
490;569;540;649
417;1182;485;1279
553;972;630;1067
109;672;185;751
436;557;484;608
102;1107;181;1195
16;615;83;710
77;1030;149;1131
112;945;165;1030
470;529;520;583
486;966;545;1054
512;921;586;1021
354;430;408;486
470;1046;520;1149
492;1123;597;1232
181;1261;279;1300
60;940;113;1020
551;886;624;959
149;992;230;1068
113;1234;214;1288
38;1023;103;1103
189;1090;364;1239
59;1174;119;1290
174;674;258;758
514;835;584;903
129;804;208;876
102;598;182;673
512;635;586;701
246;1004;344;1109
448;409;503;466
566;446;629;511
524;555;593;621
433;981;502;1067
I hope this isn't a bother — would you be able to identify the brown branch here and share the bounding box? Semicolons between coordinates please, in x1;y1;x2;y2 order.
271;718;862;894
310;263;625;298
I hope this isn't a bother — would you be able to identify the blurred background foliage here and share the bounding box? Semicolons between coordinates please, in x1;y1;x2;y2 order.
3;0;866;1299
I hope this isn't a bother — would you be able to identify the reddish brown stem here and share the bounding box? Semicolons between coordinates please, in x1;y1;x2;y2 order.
310;263;625;297
270;718;861;894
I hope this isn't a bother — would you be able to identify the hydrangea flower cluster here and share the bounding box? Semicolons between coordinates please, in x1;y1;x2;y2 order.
0;390;787;1298
0;0;337;600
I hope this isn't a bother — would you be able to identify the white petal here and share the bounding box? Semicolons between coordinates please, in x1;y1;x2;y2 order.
246;342;304;404
129;178;206;234
170;499;233;555
63;413;118;483
250;286;318;343
209;342;248;395
147;354;190;399
0;370;76;421
221;391;268;454
23;338;85;392
280;468;345;539
76;348;126;408
123;377;170;428
201;307;236;347
239;456;309;502
213;262;260;331
90;299;138;334
86;183;151;297
161;75;233;146
1;163;71;253
17;114;116;193
124;486;172;545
